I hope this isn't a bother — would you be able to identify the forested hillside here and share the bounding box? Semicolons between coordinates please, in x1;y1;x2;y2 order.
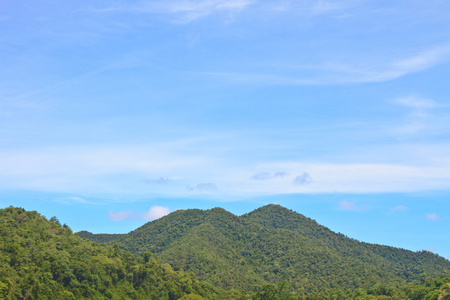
1;205;450;299
78;204;450;295
0;206;246;300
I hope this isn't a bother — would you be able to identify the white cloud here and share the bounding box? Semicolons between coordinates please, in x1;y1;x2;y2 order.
109;206;170;222
2;142;450;197
142;206;171;221
236;160;450;195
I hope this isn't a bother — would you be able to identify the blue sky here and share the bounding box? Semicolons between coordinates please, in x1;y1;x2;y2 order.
1;0;450;259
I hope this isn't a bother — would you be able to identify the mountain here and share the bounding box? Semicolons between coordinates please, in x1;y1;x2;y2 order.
0;206;244;300
78;204;450;295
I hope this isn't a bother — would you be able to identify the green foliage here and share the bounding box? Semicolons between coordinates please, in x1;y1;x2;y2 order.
3;205;450;299
302;273;450;299
252;282;294;300
79;204;450;295
0;206;238;299
405;274;450;300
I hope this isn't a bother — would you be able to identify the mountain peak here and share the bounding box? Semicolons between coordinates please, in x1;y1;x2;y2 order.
259;203;292;211
244;203;299;218
208;207;229;213
77;203;450;294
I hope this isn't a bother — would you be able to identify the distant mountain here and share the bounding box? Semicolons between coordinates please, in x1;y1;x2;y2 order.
78;204;450;295
0;206;239;299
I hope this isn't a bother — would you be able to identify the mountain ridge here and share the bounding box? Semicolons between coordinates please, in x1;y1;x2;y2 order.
77;204;450;294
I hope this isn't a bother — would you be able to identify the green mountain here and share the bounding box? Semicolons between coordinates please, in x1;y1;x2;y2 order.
77;204;450;295
0;206;247;300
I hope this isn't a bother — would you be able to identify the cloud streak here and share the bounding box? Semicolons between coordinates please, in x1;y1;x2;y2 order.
250;171;288;180
392;96;442;135
390;205;409;212
208;45;450;85
108;210;140;221
91;0;255;23
329;46;450;83
146;177;172;184
187;182;218;192
2;143;450;197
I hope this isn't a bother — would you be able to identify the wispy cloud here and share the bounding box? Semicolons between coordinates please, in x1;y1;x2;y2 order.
250;171;288;180
108;210;140;221
425;213;449;222
2;143;450;197
208;45;450;85
395;96;436;110
250;172;272;180
393;96;437;135
187;182;218;192
54;196;106;205
393;46;450;74
109;206;170;221
91;0;255;23
390;205;409;212
146;177;172;184
426;213;441;221
342;46;450;82
0;144;204;177
338;200;367;212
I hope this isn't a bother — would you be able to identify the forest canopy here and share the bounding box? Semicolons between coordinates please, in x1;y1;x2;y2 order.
1;205;450;299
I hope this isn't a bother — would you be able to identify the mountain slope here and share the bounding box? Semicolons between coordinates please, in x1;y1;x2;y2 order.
0;206;236;300
243;204;449;280
78;204;450;294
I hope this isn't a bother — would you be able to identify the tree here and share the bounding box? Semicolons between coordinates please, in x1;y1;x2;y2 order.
439;283;450;300
179;294;207;300
253;282;294;300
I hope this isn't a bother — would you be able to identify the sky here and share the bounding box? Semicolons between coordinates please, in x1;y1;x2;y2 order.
1;0;450;259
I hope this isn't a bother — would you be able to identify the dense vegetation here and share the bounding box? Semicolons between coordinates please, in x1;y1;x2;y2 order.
78;204;450;296
0;206;248;299
308;273;450;299
2;205;449;299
